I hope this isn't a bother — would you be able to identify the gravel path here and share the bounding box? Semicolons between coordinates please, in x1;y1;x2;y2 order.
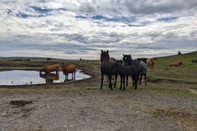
0;66;197;131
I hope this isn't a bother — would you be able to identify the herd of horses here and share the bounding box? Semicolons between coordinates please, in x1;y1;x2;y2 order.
40;50;184;90
100;50;186;91
39;62;76;83
100;50;150;91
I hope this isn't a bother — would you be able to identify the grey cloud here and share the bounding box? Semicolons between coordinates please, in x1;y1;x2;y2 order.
78;2;97;14
59;33;89;44
124;0;197;15
75;0;197;16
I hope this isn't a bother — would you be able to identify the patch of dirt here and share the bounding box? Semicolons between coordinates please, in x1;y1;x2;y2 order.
189;89;197;94
153;108;197;131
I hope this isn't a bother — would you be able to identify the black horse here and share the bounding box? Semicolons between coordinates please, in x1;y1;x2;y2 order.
122;54;141;89
47;58;51;61
100;50;117;90
112;62;138;90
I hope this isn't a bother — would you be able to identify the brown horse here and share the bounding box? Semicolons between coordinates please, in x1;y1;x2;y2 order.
40;64;60;73
169;62;183;66
61;62;76;80
146;58;155;69
100;50;117;90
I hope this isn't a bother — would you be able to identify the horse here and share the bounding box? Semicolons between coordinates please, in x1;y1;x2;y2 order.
146;58;155;69
137;58;147;63
169;62;183;66
112;62;138;90
100;50;117;90
40;64;60;73
139;61;147;86
122;54;141;89
61;62;76;80
47;58;51;61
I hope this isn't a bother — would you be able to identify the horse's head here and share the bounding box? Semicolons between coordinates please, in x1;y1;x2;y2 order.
123;54;132;66
62;62;68;67
100;50;109;68
179;62;183;65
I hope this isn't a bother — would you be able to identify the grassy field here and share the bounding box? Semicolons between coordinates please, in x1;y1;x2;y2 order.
0;51;197;98
140;51;197;98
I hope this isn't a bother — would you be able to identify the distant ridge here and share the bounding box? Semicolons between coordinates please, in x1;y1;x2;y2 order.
0;56;67;61
0;51;196;61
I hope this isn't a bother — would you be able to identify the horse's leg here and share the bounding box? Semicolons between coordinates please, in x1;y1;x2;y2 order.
123;76;126;91
119;76;122;90
108;74;113;90
107;75;111;88
107;75;110;88
131;75;135;87
100;73;104;89
113;73;118;88
145;74;147;86
134;75;138;90
139;73;142;85
126;76;128;86
64;74;68;82
137;71;140;84
73;72;75;80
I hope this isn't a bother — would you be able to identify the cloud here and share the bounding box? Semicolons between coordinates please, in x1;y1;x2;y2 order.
0;0;197;60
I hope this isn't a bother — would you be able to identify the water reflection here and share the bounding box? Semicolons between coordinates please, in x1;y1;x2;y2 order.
0;69;91;85
63;74;76;82
39;72;59;84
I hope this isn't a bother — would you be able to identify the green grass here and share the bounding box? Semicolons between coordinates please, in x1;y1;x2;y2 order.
147;51;197;83
0;52;197;98
139;51;197;98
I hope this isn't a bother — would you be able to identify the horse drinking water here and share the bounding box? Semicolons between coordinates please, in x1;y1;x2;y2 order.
100;50;117;90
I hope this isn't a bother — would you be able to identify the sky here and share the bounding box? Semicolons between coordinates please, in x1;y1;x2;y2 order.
0;0;197;60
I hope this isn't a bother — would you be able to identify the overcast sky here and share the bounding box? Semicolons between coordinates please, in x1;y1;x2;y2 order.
0;0;197;60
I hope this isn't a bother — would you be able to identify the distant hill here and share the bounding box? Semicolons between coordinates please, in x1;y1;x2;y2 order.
0;57;67;61
0;51;196;61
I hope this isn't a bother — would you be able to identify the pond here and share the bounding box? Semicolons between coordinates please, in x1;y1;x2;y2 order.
0;69;91;85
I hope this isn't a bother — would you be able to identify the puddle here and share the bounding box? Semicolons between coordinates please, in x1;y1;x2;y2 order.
0;69;91;85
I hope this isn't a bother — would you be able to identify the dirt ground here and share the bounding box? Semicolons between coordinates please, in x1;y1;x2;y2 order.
0;66;197;131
